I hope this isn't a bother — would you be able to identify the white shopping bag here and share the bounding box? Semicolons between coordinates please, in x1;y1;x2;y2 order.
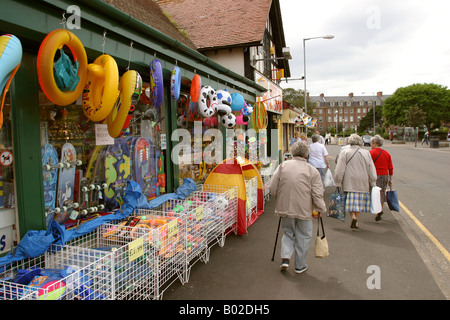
324;169;335;187
370;186;382;213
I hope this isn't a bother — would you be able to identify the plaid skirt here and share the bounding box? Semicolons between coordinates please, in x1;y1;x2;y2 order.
345;192;371;213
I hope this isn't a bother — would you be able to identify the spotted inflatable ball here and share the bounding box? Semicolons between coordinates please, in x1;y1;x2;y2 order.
221;113;236;128
213;195;229;211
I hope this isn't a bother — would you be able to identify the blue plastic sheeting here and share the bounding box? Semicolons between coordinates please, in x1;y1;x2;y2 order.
0;179;197;272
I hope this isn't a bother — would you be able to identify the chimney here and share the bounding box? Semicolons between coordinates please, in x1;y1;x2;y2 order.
320;93;324;98
377;91;383;97
348;92;354;98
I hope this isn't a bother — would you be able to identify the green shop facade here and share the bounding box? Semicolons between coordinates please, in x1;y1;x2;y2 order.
0;0;282;254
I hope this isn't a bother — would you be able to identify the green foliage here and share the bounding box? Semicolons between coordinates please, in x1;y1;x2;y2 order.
282;88;307;110
383;83;450;129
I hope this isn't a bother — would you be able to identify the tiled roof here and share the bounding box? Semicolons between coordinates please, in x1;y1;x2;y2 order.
155;0;272;50
102;0;198;50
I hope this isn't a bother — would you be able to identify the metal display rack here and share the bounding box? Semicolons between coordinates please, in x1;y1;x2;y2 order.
66;216;185;300
0;244;113;300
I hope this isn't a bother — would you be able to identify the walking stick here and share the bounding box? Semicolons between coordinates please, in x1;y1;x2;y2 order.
271;217;282;261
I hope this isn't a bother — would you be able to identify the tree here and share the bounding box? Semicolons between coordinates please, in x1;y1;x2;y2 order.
358;106;383;133
405;105;427;128
282;88;308;110
383;83;450;129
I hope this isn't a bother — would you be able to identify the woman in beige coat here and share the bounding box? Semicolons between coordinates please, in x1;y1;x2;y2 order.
270;141;327;273
334;134;377;228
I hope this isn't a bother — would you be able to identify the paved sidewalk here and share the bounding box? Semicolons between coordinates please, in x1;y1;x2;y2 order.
163;192;446;300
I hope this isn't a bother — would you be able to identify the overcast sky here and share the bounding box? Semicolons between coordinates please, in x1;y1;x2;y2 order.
279;0;450;98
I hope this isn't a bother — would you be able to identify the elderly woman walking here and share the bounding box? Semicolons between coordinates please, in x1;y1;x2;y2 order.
334;134;377;228
270;141;327;273
369;135;394;221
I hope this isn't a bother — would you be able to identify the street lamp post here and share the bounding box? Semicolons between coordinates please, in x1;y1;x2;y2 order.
303;35;334;134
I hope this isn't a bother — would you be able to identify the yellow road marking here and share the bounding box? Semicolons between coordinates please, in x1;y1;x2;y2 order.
399;201;450;262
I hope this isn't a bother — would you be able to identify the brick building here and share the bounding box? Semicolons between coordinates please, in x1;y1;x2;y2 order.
309;92;391;133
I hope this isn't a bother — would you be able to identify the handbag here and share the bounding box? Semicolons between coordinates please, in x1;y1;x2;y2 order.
386;186;400;212
315;217;329;258
324;169;335;187
327;188;346;222
370;186;382;213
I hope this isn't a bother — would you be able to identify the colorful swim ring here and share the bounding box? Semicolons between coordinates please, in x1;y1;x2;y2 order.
190;74;201;103
37;29;87;106
171;65;181;100
0;34;22;130
252;100;267;132
150;58;164;109
82;54;119;122
107;70;142;138
198;86;217;118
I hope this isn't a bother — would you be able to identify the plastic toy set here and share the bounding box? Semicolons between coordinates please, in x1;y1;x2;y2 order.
66;215;184;300
0;244;113;300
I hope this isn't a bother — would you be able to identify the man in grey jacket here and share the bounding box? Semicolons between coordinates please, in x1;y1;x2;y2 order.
270;141;327;273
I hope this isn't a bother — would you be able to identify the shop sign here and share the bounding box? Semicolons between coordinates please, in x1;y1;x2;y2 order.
254;70;283;114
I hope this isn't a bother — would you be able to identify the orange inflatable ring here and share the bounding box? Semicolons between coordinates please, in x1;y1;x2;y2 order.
82;54;119;122
190;74;201;103
37;29;87;106
107;70;142;138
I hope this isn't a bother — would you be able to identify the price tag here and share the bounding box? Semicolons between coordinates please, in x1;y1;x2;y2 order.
167;219;178;238
128;238;144;262
195;206;204;221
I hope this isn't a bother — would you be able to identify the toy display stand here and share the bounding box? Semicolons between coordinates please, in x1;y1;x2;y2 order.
0;244;112;300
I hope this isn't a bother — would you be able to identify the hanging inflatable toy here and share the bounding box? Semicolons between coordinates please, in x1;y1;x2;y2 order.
107;70;142;138
251;100;268;132
230;92;245;112
0;34;22;130
37;29;87;106
236;102;253;125
171;65;181;100
198;86;218;118
150;58;164;109
215;89;232;116
82;54;119;122
140;85;151;105
190;74;201;103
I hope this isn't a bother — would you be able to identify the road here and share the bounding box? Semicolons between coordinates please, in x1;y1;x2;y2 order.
161;140;449;302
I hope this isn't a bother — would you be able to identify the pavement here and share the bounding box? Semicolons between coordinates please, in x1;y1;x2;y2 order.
162;140;448;302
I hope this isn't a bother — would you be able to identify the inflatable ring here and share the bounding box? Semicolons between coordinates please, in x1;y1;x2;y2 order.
252;100;267;132
0;34;22;130
150;58;164;109
170;65;181;100
82;54;119;122
198;86;217;118
37;29;87;106
190;74;201;103
107;70;142;138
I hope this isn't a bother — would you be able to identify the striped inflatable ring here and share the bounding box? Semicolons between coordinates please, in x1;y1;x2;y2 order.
170;65;181;100
37;29;87;106
150;58;164;108
82;54;119;122
107;70;142;138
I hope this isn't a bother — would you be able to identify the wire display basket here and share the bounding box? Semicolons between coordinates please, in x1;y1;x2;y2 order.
66;216;185;300
186;184;239;252
0;244;113;300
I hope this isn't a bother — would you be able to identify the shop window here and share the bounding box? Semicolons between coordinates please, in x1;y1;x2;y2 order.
39;81;166;227
0;92;17;254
